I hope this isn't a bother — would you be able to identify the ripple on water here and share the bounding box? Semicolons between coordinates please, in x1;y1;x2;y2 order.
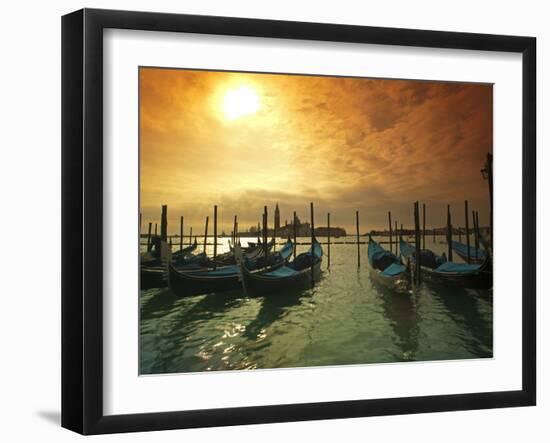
140;238;493;374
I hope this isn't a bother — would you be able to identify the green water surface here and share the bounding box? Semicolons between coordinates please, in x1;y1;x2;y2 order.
140;236;492;374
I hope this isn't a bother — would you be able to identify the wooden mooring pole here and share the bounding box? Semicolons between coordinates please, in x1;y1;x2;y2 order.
273;210;277;252
189;227;193;245
356;210;361;268
388;211;393;253
213;205;218;268
395;220;398;255
472;210;478;252
160;205;168;242
422;203;426;250
400;223;404;251
447;204;453;261
464;200;470;264
293;211;297;260
146;222;152;251
327;213;331;269
414;202;421;284
203;216;209;253
476;211;481;247
233;215;237;246
310;202;315;287
179;216;184;252
263;206;268;260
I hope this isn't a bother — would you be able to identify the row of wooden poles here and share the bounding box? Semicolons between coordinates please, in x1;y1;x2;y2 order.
383;200;483;261
141;199;483;278
140;203;321;285
409;200;484;284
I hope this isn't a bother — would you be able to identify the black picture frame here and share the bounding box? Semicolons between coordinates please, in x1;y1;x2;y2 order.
62;8;536;435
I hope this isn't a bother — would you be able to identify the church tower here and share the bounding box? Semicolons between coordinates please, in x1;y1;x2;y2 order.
274;202;280;231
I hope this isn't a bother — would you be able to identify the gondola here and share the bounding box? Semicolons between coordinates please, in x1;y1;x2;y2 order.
399;238;492;289
229;240;259;253
172;239;198;258
217;238;275;266
168;240;294;297
367;237;410;292
240;239;323;297
450;240;486;264
141;238;200;267
141;256;208;290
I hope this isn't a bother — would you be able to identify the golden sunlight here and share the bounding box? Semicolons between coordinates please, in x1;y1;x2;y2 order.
222;85;260;120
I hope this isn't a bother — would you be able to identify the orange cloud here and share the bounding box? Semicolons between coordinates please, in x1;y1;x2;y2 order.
140;68;492;233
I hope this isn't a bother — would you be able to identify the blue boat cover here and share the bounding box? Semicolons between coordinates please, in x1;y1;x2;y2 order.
435;262;482;274
279;241;294;260
368;240;393;264
399;239;484;274
368;239;405;276
262;266;299;278
382;262;407;277
399;239;416;258
451;241;486;259
312;242;323;259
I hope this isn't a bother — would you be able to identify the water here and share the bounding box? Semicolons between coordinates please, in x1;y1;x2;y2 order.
140;236;492;374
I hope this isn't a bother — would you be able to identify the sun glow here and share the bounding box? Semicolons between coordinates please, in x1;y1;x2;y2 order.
222;86;260;120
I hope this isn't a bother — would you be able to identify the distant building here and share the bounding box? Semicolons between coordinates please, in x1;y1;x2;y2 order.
314;226;347;237
274;215;311;237
274;202;280;231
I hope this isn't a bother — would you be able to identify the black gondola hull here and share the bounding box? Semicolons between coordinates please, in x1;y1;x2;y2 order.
419;265;492;289
168;265;242;297
141;267;167;289
241;262;322;297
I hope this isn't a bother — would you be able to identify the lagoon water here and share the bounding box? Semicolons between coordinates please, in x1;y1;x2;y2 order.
140;235;492;374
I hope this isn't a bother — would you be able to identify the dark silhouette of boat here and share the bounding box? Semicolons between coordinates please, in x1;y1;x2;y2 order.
367;237;410;293
216;238;275;266
400;238;492;290
450;240;486;264
240;239;323;297
141;239;275;290
168;240;293;297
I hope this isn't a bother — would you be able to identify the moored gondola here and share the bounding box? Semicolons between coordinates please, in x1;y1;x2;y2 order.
140;266;167;290
172;239;198;258
168;240;293;297
450;240;486;264
240;239;323;297
217;238;275;266
141;251;209;290
367;237;410;293
400;238;492;289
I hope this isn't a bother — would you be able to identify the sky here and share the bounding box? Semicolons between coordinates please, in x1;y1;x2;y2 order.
140;67;492;235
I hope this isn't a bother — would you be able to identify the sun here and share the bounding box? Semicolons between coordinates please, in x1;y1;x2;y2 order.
222;86;260;120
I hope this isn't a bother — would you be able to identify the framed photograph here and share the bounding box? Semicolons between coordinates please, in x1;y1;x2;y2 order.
61;8;536;435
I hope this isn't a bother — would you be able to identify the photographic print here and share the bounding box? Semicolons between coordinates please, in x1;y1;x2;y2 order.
139;67;493;375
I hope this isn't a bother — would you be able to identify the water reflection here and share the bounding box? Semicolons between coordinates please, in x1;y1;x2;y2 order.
428;285;493;357
244;287;311;340
369;277;420;361
140;237;493;374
